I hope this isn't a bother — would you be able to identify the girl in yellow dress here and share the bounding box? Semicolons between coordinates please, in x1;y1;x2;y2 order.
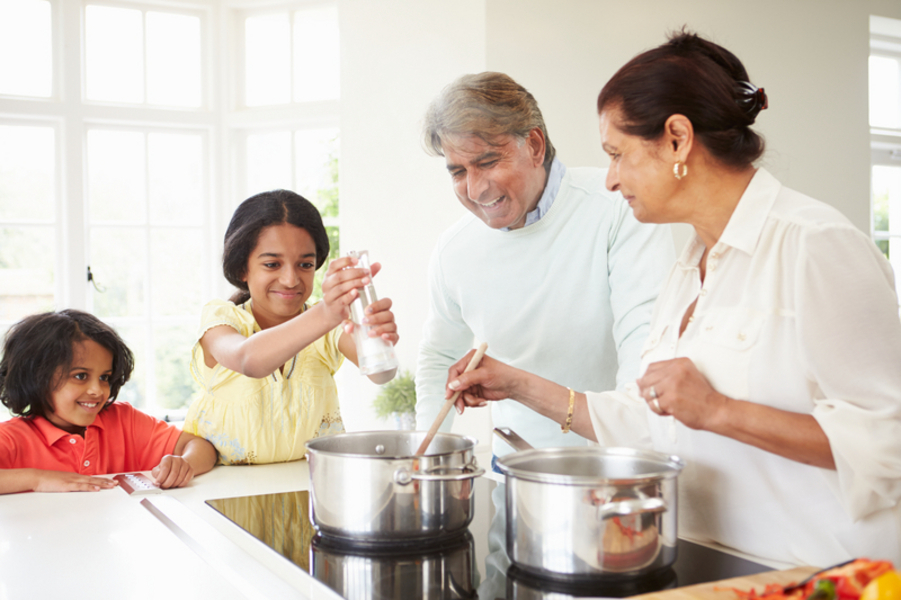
183;190;399;464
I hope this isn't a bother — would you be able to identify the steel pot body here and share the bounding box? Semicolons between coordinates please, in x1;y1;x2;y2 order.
305;431;484;541
496;445;684;579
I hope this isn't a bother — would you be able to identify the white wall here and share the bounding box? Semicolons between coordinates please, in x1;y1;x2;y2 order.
336;0;901;449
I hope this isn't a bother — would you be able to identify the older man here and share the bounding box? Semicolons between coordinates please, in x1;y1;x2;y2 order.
415;72;674;456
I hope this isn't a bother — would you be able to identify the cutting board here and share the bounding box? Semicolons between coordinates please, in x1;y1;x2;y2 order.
632;565;819;600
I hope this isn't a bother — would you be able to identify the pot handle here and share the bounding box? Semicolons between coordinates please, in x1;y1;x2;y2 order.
493;427;535;451
596;497;666;520
394;463;486;485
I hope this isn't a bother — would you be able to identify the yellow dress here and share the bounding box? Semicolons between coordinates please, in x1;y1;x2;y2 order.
183;299;345;465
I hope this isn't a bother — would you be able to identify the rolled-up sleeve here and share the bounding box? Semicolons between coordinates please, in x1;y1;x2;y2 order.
798;224;901;520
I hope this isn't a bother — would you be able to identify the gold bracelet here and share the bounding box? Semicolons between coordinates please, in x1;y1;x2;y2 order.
561;387;575;433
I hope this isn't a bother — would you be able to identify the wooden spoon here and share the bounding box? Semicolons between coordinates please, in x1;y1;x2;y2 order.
414;342;488;456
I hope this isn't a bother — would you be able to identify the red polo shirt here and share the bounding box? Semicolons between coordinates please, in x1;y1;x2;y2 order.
0;402;182;475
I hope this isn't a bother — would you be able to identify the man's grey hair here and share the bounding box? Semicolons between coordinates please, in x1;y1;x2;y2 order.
423;72;556;171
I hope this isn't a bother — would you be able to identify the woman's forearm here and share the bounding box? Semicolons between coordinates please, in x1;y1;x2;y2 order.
708;396;835;469
510;374;598;442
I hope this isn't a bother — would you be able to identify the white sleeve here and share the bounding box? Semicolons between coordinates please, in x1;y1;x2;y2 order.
415;244;475;432
586;384;654;449
798;224;901;520
606;199;675;391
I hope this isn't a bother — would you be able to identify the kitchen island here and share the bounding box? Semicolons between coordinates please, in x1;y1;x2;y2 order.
0;460;801;600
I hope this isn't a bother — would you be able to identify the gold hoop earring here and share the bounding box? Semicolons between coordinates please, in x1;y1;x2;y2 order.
673;162;688;180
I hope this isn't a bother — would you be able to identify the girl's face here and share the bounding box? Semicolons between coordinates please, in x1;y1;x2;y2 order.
243;223;317;329
47;339;113;435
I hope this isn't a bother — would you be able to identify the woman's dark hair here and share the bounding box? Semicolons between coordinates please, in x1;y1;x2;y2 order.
222;189;330;305
597;30;766;168
0;310;134;419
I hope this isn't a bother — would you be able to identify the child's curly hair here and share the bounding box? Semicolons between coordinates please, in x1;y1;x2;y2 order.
0;310;134;418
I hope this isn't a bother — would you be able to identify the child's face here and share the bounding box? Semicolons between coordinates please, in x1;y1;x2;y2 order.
242;223;317;329
47;339;113;434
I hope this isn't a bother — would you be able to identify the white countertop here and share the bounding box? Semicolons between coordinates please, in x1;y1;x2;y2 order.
0;461;342;600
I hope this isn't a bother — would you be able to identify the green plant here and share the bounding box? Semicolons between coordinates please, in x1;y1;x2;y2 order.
372;370;416;419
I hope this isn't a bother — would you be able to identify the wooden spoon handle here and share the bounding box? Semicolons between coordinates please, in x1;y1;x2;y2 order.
415;343;488;456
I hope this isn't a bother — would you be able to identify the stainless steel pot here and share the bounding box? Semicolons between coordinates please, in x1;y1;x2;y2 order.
494;428;684;579
305;431;485;542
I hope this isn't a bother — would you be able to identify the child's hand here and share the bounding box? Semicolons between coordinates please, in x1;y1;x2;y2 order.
345;297;399;346
151;455;195;489
320;255;371;327
33;470;118;493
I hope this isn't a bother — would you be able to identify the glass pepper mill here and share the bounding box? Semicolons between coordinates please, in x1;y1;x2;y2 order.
346;250;398;384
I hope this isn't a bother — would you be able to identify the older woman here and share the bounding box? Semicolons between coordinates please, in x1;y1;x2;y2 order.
446;32;901;567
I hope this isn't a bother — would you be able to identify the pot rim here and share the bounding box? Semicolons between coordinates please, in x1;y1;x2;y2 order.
305;430;479;460
496;446;685;485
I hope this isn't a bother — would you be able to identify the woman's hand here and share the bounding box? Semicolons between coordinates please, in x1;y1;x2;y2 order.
445;352;525;414
151;455;195;489
32;470;118;493
636;357;729;430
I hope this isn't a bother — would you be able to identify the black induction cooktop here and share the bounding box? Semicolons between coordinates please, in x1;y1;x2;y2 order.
206;477;769;599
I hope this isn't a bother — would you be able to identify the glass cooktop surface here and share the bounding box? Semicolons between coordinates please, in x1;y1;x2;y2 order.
206;477;769;600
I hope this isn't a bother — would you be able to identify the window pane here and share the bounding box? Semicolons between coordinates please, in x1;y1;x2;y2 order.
0;0;52;97
245;14;291;106
85;5;143;103
0;226;54;321
114;323;147;408
870;56;901;129
154;324;199;410
151;228;203;316
87;130;146;223
148;132;203;225
146;12;202;107
293;6;339;102
873;165;901;234
90;227;146;318
0;124;55;221
294;129;338;216
247;131;292;194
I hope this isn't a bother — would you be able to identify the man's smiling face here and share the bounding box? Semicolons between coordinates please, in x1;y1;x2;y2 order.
442;129;547;230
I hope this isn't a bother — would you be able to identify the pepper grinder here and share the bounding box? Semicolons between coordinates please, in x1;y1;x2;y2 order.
346;250;398;384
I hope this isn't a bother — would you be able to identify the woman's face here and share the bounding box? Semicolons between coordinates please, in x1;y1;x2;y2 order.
242;223;317;329
599;109;680;224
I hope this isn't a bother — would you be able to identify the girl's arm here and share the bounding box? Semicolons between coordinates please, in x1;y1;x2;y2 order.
202;257;370;379
0;468;118;495
151;431;218;489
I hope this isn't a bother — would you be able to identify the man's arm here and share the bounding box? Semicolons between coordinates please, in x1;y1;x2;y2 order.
415;246;475;431
605;196;676;389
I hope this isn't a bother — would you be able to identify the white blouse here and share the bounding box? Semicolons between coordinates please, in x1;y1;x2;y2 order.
587;168;901;567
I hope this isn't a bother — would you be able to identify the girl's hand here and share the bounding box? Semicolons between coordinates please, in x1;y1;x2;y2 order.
345;297;399;345
320;256;372;328
636;357;729;430
33;470;118;493
445;352;524;414
151;455;195;489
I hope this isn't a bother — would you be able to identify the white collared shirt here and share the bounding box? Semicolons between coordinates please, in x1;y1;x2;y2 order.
587;168;901;567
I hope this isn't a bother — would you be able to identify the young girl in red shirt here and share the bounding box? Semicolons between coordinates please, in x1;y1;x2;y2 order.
0;309;217;494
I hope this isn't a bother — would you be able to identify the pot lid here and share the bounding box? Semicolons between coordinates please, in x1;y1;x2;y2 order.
495;446;684;485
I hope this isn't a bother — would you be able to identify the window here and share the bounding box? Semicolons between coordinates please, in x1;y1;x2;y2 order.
870;15;901;305
0;0;340;421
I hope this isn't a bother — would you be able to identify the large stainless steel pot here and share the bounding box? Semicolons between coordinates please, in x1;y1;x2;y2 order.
494;428;684;580
305;431;485;542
